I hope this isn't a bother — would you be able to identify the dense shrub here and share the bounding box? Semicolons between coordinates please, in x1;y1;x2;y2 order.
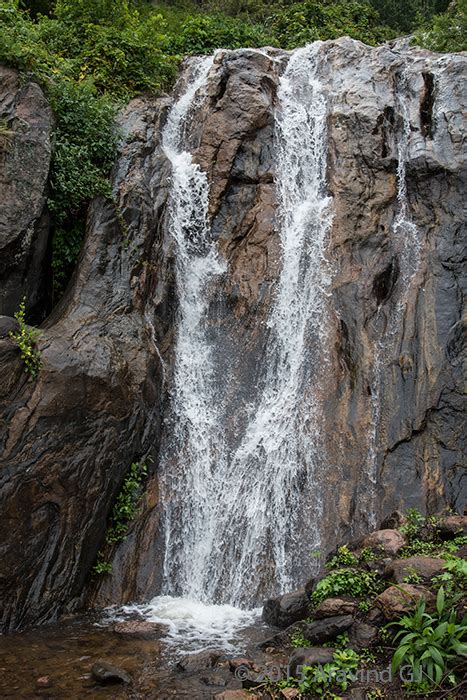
414;0;467;52
266;0;394;49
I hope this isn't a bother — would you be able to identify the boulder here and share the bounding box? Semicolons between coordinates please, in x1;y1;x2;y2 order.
348;622;379;649
91;661;131;685
438;515;467;538
374;584;435;619
177;650;224;673
314;597;358;619
303;615;354;644
215;692;250;700
288;648;336;677
385;556;445;583
262;588;309;628
361;530;406;557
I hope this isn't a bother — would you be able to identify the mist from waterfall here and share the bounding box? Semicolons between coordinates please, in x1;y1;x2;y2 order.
157;44;332;611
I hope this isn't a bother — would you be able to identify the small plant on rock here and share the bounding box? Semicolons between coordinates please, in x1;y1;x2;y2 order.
326;545;358;569
9;298;42;378
432;557;467;594
106;460;148;544
290;628;308;648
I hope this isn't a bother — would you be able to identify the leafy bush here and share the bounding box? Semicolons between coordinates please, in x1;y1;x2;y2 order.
10;299;42;378
413;0;466;52
266;0;394;49
167;13;270;54
311;568;385;606
389;587;467;691
432;557;467;594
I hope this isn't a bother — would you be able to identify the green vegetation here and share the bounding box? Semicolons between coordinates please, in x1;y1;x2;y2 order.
279;648;360;696
9;299;42;378
93;460;148;575
389;587;467;693
311;567;385;606
1;0;463;301
326;544;358;569
414;0;467;53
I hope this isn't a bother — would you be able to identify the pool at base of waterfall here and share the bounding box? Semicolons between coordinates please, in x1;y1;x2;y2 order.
104;596;263;655
0;604;276;699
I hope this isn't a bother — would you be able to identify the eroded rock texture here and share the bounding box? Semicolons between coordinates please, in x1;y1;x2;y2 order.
0;38;465;629
0;68;53;320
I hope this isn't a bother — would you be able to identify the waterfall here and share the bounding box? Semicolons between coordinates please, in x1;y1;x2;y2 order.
157;44;332;611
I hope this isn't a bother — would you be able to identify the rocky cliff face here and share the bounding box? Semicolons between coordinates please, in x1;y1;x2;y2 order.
0;38;465;630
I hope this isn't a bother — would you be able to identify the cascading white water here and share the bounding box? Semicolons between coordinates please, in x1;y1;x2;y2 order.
157;44;332;613
366;63;422;525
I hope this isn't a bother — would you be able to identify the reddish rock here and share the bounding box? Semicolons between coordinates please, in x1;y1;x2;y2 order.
375;584;435;619
361;530;406;557
314;597;358;619
438;515;467;537
215;691;250;700
385;556;445;583
36;676;52;688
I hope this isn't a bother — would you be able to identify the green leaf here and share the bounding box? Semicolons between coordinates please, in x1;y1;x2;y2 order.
392;645;410;672
436;586;445;616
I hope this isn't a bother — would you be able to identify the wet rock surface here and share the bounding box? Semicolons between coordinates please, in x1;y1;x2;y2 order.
0;67;53;321
262;589;310;628
0;38;465;630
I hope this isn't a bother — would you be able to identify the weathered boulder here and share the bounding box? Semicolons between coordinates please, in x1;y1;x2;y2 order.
113;620;169;639
303;615;354;644
385;556;445;583
288;648;336;677
374;583;435;619
361;530;406;557
0;67;53;321
177;650;224;673
438;515;467;537
314;597;359;619
91;661;132;685
262;589;309;628
348;622;379;649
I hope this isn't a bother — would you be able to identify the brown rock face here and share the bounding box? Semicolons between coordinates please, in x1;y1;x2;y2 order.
375;583;435;619
0;68;53;320
0;38;466;629
385;556;445;583
361;529;407;556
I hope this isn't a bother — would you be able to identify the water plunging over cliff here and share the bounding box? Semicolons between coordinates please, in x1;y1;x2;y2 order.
156;44;331;618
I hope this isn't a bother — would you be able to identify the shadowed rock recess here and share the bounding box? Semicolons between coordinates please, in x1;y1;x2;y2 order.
0;38;465;630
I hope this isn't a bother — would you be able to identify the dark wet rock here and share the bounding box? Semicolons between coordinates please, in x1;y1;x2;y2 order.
375;584;435;619
363;556;394;578
91;661;131;685
262;588;309;628
177;650;224;673
288;648;336;676
385;556;445;583
0;67;53;321
380;511;405;530
0;315;19;338
113;620;169;639
348;622;379;649
314;597;358;619
360;530;406;557
438;515;467;537
0;94;168;631
303;614;354;644
258;621;306;650
201;673;229;687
